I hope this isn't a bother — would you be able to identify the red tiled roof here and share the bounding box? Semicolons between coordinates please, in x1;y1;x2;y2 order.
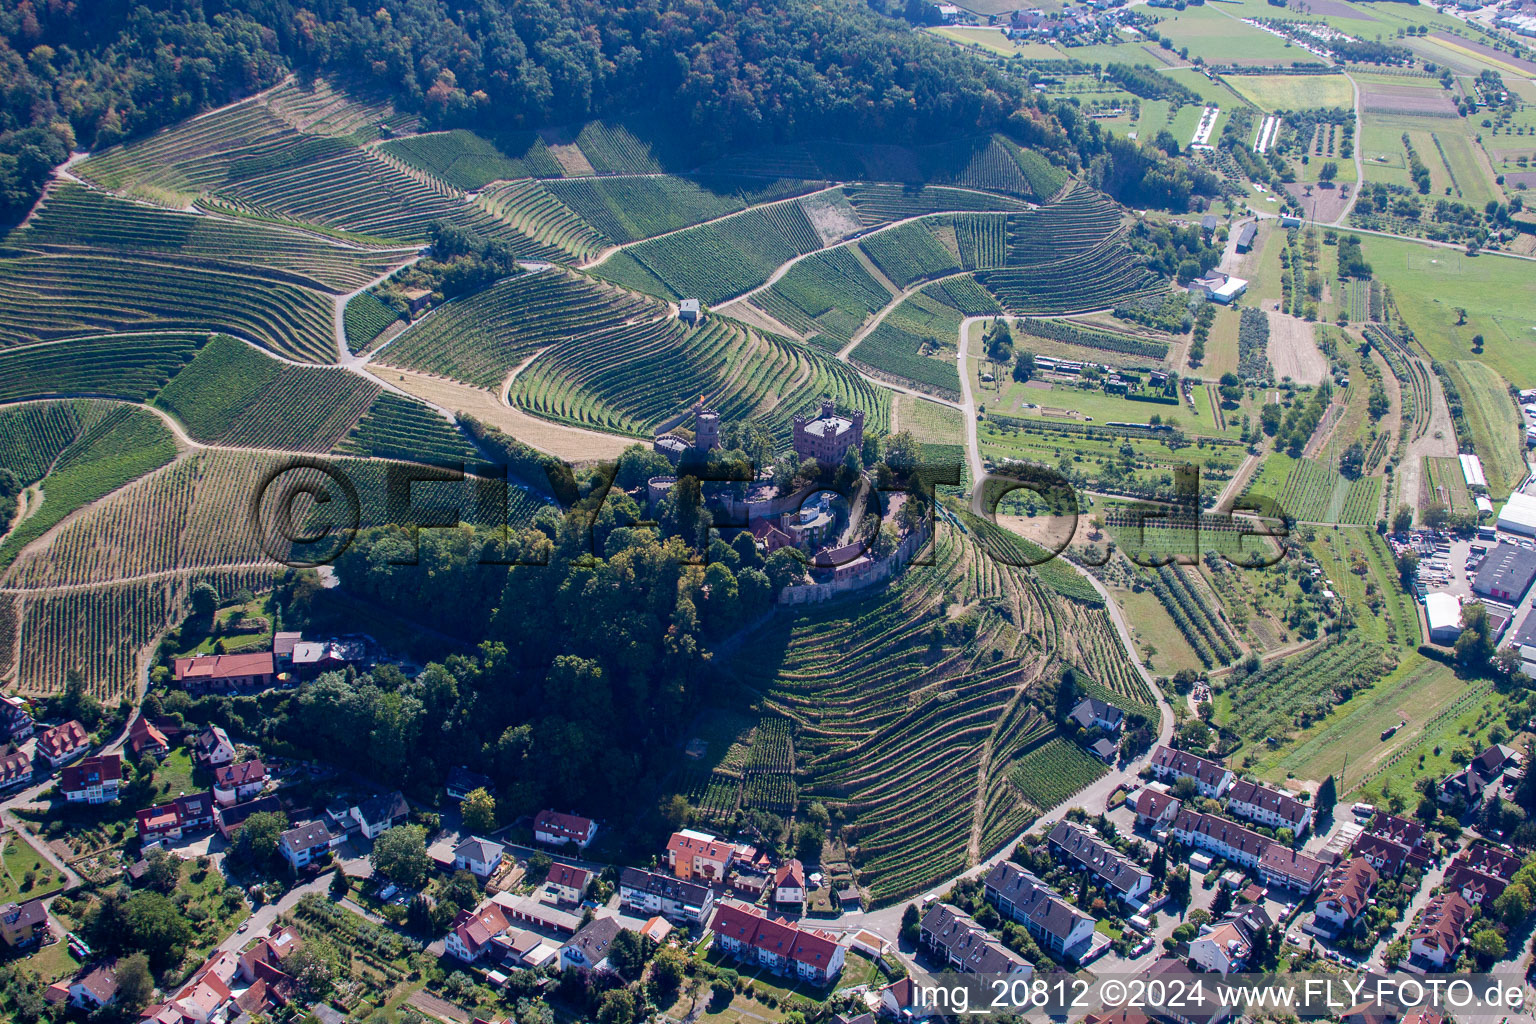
214;760;267;788
547;863;590;891
173;652;274;681
667;831;733;864
774;859;805;889
533;809;593;842
712;898;841;970
452;903;510;955
60;754;122;792
129;717;170;753
37;720;87;758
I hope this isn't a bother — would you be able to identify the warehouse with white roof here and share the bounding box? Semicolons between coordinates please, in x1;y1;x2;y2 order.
1424;592;1463;645
1499;492;1536;537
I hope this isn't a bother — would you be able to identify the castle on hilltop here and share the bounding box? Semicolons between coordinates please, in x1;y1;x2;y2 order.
654;400;721;462
793;400;864;464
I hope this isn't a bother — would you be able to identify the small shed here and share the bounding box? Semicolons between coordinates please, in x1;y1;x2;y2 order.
678;298;702;325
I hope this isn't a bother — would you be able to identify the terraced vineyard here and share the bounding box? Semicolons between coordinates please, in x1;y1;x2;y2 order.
377;130;562;189
750;248;894;350
727;524;1126;902
842;184;1028;225
0;402;104;484
474;180;607;262
0;334;202;403
1009;737;1108;809
977;237;1166;315
375;270;654;389
858;221;961;288
343;293;403;354
0;404;179;572
0;254;337;363
850;291;964;399
607;202;824;304
154;335;380;451
14;184;413;292
335;393;479;465
542;176;747;245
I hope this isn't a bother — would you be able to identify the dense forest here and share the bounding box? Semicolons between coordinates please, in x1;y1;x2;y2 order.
1;0;1215;221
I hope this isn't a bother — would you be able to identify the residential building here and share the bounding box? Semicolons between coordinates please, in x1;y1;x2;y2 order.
214;794;281;840
446;766;493;801
1442;744;1520;807
1047;821;1152;905
60;754;122;804
172;652;275;694
1130;789;1182;830
880;978;926;1021
272;631;303;665
983;861;1095;960
36;720;89;767
1367;811;1429;857
278;821;339;871
666;829;735;881
141;950;241;1024
792;400;865;464
352;790;409;838
1090;737;1119;763
1257;844;1328;894
0;748;31;792
918;902;1032;978
561;915;623;973
713;898;848;984
238;926;302;983
1315;858;1378;931
1445;860;1507;905
68;962;119;1011
1353;833;1413;877
1149;746;1233;797
533;809;597;850
212;759;267;806
774;859;806;907
1225;778;1313;835
0;898;49;949
1188;272;1248;304
1187;920;1250;977
1143;959;1238;1024
1462;841;1521;879
453;836;506;880
1069;697;1124;733
1409;892;1471;968
446;903;511;963
546;863;590;905
618;867;715;925
193;725;236;767
1169;809;1268;867
128;717;170;758
0;693;34;742
136;791;215;845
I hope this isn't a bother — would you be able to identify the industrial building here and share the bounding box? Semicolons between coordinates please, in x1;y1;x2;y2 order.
1472;544;1536;604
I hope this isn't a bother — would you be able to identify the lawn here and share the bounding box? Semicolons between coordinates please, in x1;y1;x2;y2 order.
1358;234;1536;386
1448;359;1523;499
1111;583;1206;676
1227;74;1354;112
928;26;1062;59
978;377;1233;440
0;828;66;902
173;596;274;657
148;748;204;804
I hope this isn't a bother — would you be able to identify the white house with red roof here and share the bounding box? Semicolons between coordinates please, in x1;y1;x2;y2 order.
60;754;122;804
546;863;591;905
533;809;597;850
212;760;267;806
774;858;806;907
36;720;89;767
445;902;511;963
711;898;846;984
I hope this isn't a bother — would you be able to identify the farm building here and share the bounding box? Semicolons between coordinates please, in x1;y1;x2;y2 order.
1472;544;1536;603
1189;272;1248;305
1280;215;1302;228
1234;223;1257;252
1201;214;1218;236
678;298;702;325
1424;592;1464;644
1460;453;1487;489
1498;491;1536;536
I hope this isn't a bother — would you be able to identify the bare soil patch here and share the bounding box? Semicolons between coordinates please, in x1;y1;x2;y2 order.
1360;83;1457;117
800;191;863;246
1266;311;1328;386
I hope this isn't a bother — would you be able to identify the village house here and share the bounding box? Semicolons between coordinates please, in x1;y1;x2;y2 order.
173;652;275;695
0;748;31;792
214;794;281;841
533;809;597;850
774;859;806;908
67;962;120;1011
666;829;736;881
1170;809;1269;868
278;820;340;871
918;902;1032;978
239;925;302;984
880;978;927;1021
1069;697;1125;733
445;765;493;801
1409;891;1472;968
1444;843;1520;904
1442;744;1521;807
193;725;236;767
136;792;215;846
452;836;506;880
1047;821;1152;906
1257;844;1329;894
1353;833;1413;877
713;898;848;984
1188;905;1272;976
546;863;590;905
60;754;122;804
1150;746;1233;797
1225;778;1313;835
1130;788;1182;830
983;861;1096;960
1366;812;1431;861
446;902;511;963
0;898;49;949
0;693;34;742
561;915;624;973
141;949;241;1024
1314;858;1378;932
352;790;409;839
618;867;715;926
212;760;267;806
36;720;89;767
128;717;170;759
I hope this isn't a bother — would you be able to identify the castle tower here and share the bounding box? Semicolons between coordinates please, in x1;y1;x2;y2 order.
693;400;720;451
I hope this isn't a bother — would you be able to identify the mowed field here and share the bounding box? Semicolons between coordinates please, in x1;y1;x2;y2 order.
1143;5;1306;65
1227;74;1354;112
